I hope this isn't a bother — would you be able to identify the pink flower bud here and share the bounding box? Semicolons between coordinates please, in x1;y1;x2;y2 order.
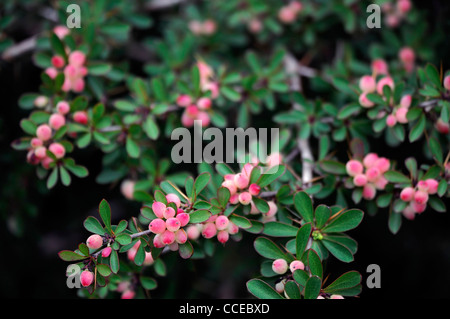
289;1;303;13
417;180;429;192
186;105;199;118
73;111;88;125
227;221;239;235
229;193;239;205
69;51;86;67
425;179;439;195
152;202;166;219
45;67;58;79
73;78;85;92
121;290;135;299
278;6;296;24
414;190;429;205
48;143;66;159
86;234;103;250
402;204;416;220
217;230;229;244
120;179;135;200
435;118;450;134
399;47;415;65
102;247;112;258
187;225;201;240
51;55;65;68
275;281;285;293
377;76;394;95
80;270;94;287
149;218;166;234
412;202;427;214
181;111;195;127
400;95;412;109
36;124;52;141
31;138;43;148
242;163;254;178
353;174;368;187
359;93;375;108
359;75;376;93
34;96;48;108
444;75;450;91
41;156;54;169
386;114;397;127
176;213;190;227
34;146;47;159
330;295;344;299
395;107;409;124
175;229;188;244
265;201;278;218
397;0;412;14
400;187;415;201
202;222;217;239
49;113;66;130
249;183;261;196
166;217;181;232
238;192;252;205
374;176;388;190
202;19;217;35
215;215;229;231
197;97;212;110
362;183;376;200
143;252;154;265
272;259;288;274
363;153;379;168
53;25;70;39
374;157;390;173
248;18;263;33
234;173;250;189
163;207;176;219
176;95;192;107
346;160;363;176
289;260;305;273
366;167;381;182
222;180;237;196
197;111;211;127
266;152;283;167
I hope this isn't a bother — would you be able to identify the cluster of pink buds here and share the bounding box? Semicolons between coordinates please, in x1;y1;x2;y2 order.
386;95;412;127
188;19;217;36
346;153;390;200
221;163;260;206
127;241;154;266
358;73;394;108
148;194;190;251
27;100;72;168
382;0;412;28
273;258;305;293
176;94;211;128
45;49;88;93
399;179;438;219
198;214;239;244
398;47;415;73
278;1;303;24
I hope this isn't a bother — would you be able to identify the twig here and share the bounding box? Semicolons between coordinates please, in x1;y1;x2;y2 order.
2;36;37;61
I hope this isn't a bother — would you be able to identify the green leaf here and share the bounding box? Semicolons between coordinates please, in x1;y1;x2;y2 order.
337;103;360;120
247;279;284;299
96;264;112;277
99;199;112;234
320;160;347;175
179;242;194;259
217;187;231;208
409;114;426;143
323;271;361;295
194;172;211;196
293;269;309;287
257;165;286;188
140;276;157;290
110;250;119;273
262;221;298;237
58;250;88;262
321;209;363;233
284;281;301;299
294;191;314;223
50;33;67;60
253;237;289;260
189;210;211;223
115;233;132;245
84;216;105;235
252;197;270;213
304;276;322;299
296;223;312;259
384;170;411;184
229;213;252;229
314;205;331;229
59;166;71;186
428;137;443;164
322;239;354;262
308;249;323;279
47;167;58;189
425;63;442;88
428;197;446;212
143;116;160;140
126;136;140;158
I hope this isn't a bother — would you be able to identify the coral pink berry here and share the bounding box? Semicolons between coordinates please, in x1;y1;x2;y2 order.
153;234;165;248
374;157;390;173
234;173;250;189
176;95;192;107
166;193;181;208
371;59;389;75
166;217;181;232
31;138;43;148
272;259;288;274
215;215;229;231
265;201;278;218
278;6;296;24
174;229;188;244
377;76;394;95
202;222;217;239
197;111;211;127
152;202;166;219
417;180;429;192
56;101;70;115
425;179;439;195
414;190;429;205
238;192;252;205
143;252;154;265
359;75;376;93
412;202;427;214
163;207;176;219
359;93;375;108
400;95;412;109
353;174;368;187
49;113;66;130
400;187;415;202
34;146;47;159
395;107;409;124
102;247;112;258
222;180;237;196
161;230;176;245
362;184;376;200
229;193;239;205
80;270;94;287
444;75;450;91
69;51;86;67
346;160;363;177
386;114;397;127
197;97;212;110
176;213;190;227
73;111;88;125
86;234;103;249
289;260;305;273
249;183;261;196
187;225;201;240
48;143;66;159
366;167;381;182
363;153;379;168
120;179;135;200
217;230;229;244
36;124;52;141
397;0;411;13
51;55;65;68
227;221;239;235
435;118;450;134
149;218;166;234
399;47;415;64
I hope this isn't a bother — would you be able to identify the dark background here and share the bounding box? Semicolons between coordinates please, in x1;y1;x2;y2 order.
0;1;449;299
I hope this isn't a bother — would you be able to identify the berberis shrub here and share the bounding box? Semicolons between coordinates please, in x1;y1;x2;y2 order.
3;0;449;299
